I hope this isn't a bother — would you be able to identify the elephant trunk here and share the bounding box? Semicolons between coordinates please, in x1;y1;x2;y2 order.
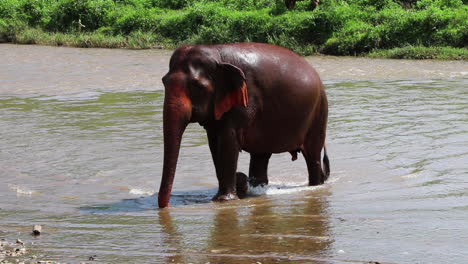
158;87;192;208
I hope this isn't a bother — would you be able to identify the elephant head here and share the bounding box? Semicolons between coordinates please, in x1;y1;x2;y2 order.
158;45;248;208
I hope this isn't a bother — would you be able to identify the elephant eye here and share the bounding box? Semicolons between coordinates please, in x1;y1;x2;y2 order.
190;78;212;102
189;79;202;90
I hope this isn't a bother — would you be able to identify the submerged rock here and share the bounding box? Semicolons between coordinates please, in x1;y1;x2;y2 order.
235;172;249;198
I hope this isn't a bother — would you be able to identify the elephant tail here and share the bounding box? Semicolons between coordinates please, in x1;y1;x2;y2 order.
322;145;330;182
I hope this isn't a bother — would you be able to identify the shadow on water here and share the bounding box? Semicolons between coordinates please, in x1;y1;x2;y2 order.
79;189;217;213
78;182;329;213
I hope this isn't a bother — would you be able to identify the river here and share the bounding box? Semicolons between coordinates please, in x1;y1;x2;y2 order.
1;44;467;263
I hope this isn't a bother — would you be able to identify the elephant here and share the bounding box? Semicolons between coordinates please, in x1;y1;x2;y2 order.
158;43;330;208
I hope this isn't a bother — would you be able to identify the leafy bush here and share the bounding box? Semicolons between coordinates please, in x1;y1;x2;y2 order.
0;0;21;19
0;0;466;57
416;0;464;9
154;0;193;9
15;0;53;26
0;18;27;42
47;0;116;32
112;6;163;34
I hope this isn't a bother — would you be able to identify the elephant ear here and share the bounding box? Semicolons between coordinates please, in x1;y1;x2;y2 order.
214;63;249;120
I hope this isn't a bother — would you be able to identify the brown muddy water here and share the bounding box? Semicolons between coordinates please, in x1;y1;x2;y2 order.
1;44;467;264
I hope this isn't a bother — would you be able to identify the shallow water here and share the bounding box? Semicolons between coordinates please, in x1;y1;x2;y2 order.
1;44;467;263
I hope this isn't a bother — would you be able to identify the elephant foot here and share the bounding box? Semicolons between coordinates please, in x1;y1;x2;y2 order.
236;172;249;199
212;172;249;202
248;177;268;188
212;192;239;202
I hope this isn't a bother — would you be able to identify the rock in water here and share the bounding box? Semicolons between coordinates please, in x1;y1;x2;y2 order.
236;172;249;198
32;225;42;236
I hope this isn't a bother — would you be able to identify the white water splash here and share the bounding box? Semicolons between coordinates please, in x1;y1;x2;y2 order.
8;184;35;196
401;172;421;179
129;188;154;196
247;180;330;196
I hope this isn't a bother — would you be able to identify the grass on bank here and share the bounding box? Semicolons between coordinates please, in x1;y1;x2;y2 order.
369;46;468;60
2;27;173;49
4;27;466;60
1;0;467;59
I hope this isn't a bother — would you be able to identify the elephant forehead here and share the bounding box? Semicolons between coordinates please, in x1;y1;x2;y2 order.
170;55;217;76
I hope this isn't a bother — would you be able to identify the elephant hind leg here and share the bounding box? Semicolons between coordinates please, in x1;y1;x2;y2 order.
248;153;272;187
303;94;328;186
303;146;325;186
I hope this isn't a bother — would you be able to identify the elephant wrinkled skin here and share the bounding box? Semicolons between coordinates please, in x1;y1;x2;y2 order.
158;43;330;208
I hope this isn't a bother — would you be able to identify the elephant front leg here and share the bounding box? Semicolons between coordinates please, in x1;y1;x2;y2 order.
207;125;241;202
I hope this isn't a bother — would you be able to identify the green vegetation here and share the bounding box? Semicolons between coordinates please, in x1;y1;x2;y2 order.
1;0;467;59
369;46;468;60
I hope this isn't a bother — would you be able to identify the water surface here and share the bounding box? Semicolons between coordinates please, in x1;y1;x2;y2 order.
1;44;468;263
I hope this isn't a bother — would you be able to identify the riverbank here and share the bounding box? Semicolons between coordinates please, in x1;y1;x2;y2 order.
2;27;468;60
1;0;466;60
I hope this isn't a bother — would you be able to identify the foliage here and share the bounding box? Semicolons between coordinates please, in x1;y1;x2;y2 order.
46;0;116;32
0;0;466;58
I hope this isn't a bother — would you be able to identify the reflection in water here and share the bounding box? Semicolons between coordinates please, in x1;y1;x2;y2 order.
158;210;186;264
157;193;332;263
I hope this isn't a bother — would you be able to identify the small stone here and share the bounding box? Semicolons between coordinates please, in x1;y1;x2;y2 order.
16;248;26;253
32;225;42;236
209;249;224;254
16;239;24;245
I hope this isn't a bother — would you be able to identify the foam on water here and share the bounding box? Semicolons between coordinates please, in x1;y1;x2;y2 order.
8;184;35;196
248;181;324;196
35;91;103;102
129;188;154;196
401;172;421;179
